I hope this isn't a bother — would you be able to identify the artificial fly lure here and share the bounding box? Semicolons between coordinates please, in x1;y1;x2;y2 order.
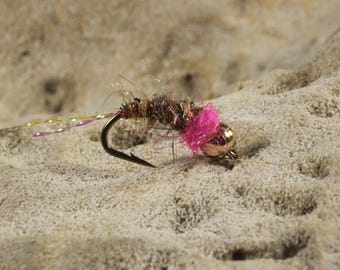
26;94;238;167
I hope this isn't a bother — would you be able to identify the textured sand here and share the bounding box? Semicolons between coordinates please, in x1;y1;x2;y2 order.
0;1;339;269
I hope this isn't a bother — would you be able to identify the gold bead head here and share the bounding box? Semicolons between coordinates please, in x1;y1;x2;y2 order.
200;124;238;160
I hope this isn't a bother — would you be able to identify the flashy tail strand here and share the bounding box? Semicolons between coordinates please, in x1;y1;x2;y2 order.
25;112;116;137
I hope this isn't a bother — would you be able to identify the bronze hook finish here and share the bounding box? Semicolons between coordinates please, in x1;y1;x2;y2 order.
101;114;156;168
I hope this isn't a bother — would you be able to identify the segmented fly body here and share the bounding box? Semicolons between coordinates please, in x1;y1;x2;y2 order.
118;95;199;130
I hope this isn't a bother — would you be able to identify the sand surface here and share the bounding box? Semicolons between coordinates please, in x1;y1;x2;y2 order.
0;1;339;269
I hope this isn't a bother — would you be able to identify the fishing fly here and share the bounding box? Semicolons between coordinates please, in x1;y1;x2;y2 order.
26;94;238;167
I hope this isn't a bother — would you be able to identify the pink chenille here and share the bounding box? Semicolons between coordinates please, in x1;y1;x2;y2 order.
181;104;220;151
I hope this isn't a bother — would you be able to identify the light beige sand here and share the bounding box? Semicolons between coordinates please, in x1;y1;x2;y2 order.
0;1;339;269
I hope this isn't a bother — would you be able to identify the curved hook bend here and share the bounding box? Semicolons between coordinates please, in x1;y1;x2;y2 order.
101;114;156;168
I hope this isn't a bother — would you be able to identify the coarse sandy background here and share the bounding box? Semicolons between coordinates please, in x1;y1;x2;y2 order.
0;1;339;269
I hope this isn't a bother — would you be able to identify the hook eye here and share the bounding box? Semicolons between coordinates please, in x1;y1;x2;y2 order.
101;114;156;168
